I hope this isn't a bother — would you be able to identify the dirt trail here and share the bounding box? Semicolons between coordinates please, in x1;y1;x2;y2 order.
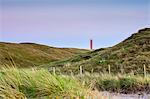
86;90;150;99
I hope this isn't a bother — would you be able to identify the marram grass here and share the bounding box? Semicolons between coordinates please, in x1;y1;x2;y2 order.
77;73;150;94
0;67;88;99
0;67;150;99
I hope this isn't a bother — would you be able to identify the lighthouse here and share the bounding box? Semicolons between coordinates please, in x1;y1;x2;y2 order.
90;39;93;50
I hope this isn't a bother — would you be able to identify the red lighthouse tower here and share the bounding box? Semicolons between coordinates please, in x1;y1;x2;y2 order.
90;39;93;50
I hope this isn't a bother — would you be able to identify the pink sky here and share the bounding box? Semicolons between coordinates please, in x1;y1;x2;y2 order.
0;0;149;48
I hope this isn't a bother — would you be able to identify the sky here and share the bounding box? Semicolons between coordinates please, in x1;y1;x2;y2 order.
0;0;150;49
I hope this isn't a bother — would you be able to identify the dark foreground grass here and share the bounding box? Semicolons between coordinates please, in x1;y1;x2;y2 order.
0;67;88;99
0;68;149;99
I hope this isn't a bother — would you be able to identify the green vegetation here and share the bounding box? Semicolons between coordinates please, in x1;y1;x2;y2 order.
49;28;150;74
0;67;88;98
1;28;150;74
0;67;149;99
0;28;150;98
0;42;88;67
77;74;150;94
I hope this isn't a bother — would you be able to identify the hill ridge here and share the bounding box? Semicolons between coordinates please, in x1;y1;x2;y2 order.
0;42;88;67
49;28;150;74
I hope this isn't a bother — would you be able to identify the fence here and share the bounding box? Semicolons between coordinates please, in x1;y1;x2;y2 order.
49;64;149;76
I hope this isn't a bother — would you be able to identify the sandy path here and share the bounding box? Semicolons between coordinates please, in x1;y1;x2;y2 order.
85;90;150;99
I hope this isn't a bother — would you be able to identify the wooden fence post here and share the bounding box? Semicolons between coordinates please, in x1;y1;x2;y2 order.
91;68;94;74
80;66;83;76
120;65;124;74
53;67;56;75
71;70;74;77
108;65;111;74
144;64;146;77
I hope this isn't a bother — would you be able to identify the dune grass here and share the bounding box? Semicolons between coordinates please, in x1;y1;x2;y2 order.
0;67;88;99
0;67;149;99
77;73;150;94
